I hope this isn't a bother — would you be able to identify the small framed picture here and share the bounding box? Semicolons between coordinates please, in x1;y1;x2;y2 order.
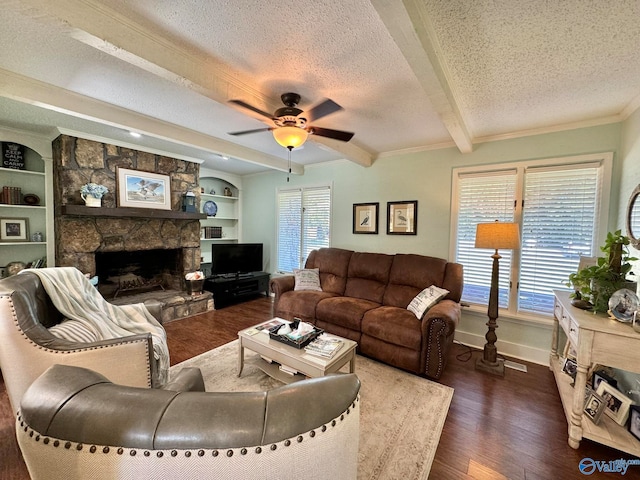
0;217;29;242
117;167;171;210
629;405;640;441
353;202;379;234
592;369;617;391
561;357;578;380
583;388;606;425
387;200;417;235
596;382;633;426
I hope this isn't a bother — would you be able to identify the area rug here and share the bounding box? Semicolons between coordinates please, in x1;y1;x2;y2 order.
170;340;453;480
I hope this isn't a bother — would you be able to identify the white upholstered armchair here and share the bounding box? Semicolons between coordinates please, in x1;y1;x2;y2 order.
0;269;199;414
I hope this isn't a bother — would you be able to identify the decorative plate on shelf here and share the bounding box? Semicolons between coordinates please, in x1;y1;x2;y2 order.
203;200;217;217
608;288;639;323
23;194;40;205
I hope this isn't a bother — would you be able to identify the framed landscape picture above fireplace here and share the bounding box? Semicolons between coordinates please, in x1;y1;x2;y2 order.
117;168;171;210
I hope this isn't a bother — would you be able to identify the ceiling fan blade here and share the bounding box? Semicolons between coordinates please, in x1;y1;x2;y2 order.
228;127;273;136
305;98;343;122
229;99;274;120
308;126;354;142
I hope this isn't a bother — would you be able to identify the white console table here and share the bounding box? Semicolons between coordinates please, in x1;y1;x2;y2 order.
551;290;640;455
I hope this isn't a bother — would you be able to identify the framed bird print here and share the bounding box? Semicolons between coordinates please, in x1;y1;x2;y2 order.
387;200;417;235
117;168;172;210
353;202;379;234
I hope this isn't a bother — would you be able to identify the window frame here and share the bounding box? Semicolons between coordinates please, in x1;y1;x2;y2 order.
449;152;613;319
275;182;333;273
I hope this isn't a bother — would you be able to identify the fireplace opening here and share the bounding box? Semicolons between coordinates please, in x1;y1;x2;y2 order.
95;249;183;298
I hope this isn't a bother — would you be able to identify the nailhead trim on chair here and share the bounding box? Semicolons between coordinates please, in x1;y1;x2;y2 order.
7;304;154;388
15;395;361;459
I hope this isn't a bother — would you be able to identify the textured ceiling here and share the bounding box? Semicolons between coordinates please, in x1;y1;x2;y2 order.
0;0;639;175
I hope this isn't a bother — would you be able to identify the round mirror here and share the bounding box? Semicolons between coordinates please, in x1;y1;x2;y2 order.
627;184;640;249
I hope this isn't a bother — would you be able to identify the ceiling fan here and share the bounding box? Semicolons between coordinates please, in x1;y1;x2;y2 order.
228;92;354;149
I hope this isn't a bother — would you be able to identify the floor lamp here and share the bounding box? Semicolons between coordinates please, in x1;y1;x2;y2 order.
474;221;520;376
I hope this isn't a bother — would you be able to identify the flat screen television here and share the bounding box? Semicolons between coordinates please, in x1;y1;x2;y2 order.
211;243;263;276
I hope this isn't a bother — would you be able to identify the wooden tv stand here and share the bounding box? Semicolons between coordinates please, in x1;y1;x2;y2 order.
204;272;270;309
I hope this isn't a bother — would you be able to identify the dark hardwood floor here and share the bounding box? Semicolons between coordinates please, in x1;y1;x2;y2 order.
1;296;636;479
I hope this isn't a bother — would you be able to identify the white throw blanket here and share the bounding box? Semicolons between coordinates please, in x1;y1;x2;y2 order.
21;267;169;385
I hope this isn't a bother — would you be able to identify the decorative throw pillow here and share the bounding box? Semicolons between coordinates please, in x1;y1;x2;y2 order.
293;268;322;291
407;285;450;319
49;319;99;343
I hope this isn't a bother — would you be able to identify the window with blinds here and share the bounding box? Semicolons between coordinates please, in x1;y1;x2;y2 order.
452;155;610;316
455;170;517;309
277;185;331;273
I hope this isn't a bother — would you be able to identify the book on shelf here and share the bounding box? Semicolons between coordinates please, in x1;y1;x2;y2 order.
304;336;344;359
278;364;299;376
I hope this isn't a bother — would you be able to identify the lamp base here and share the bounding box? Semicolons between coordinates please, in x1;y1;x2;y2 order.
475;357;505;377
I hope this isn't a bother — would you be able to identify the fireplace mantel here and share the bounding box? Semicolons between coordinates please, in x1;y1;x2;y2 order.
61;205;206;220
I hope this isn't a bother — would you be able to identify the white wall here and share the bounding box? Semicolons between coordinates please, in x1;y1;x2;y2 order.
242;122;624;365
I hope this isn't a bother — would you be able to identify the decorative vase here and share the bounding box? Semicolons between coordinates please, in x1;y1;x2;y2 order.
81;194;101;208
186;279;204;295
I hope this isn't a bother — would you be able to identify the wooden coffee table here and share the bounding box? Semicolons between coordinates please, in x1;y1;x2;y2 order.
238;318;357;383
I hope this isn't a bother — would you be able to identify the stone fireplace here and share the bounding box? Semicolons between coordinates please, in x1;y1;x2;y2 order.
95;248;183;299
51;135;213;321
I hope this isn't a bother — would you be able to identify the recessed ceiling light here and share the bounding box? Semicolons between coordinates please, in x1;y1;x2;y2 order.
129;131;142;138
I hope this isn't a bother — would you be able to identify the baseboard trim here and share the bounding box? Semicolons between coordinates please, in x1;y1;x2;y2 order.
454;331;551;367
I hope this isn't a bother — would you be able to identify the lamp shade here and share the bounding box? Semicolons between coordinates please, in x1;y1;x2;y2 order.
272;126;309;149
475;221;520;250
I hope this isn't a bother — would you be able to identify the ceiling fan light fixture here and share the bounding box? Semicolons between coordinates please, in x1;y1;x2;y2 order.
272;126;308;149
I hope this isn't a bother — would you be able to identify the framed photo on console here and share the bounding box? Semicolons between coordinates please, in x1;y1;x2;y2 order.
583;388;606;425
353;202;379;234
117;168;171;210
387;200;417;235
629;405;640;441
596;381;633;426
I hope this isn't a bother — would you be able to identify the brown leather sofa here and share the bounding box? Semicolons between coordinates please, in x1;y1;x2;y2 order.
270;248;463;379
17;364;361;480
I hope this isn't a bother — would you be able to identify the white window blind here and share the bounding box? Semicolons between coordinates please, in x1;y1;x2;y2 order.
453;156;608;316
455;170;516;308
519;164;601;314
277;186;331;272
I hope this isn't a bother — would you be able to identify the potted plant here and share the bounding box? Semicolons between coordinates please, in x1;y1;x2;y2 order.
80;183;109;207
567;230;637;313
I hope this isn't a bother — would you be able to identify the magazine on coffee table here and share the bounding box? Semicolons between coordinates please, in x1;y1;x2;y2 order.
244;318;288;336
304;335;344;358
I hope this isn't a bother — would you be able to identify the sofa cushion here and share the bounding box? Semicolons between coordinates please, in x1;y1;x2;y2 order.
316;297;380;331
361;306;423;351
407;285;449;319
344;252;393;303
276;290;337;323
383;254;449;308
305;248;353;295
293;268;322;291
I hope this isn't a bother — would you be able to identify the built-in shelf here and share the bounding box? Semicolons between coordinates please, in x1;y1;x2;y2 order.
61;205;206;220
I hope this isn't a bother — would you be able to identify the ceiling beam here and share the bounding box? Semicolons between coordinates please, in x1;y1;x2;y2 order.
0;69;303;174
370;0;474;153
13;0;373;167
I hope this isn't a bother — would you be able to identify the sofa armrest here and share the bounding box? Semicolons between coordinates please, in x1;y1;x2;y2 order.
420;299;461;379
269;275;295;312
270;275;295;296
421;299;461;330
